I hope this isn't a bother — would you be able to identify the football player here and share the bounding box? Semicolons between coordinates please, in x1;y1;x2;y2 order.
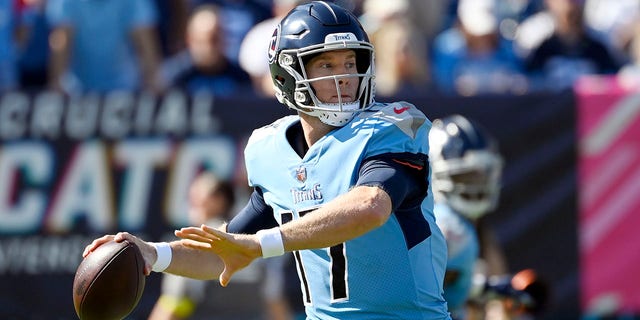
429;114;505;320
84;2;451;319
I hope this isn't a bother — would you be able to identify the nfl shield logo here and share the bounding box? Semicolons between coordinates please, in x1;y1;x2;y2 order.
295;167;306;182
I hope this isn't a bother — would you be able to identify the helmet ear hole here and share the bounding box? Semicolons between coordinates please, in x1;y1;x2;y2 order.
274;75;286;86
295;91;310;104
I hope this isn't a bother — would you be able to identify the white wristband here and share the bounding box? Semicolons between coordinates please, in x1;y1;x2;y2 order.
256;227;285;258
151;242;172;272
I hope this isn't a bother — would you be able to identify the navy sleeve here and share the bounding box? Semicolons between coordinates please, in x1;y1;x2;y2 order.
356;152;429;212
227;187;278;234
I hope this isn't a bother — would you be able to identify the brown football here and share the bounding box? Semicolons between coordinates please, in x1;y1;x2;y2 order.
73;240;145;320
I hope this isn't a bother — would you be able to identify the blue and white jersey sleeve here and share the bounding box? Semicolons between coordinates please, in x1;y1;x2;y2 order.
357;101;431;158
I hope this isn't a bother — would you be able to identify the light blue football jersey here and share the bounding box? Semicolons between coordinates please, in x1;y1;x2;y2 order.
433;203;480;318
244;102;451;319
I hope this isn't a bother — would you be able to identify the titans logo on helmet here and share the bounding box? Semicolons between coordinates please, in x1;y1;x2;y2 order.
268;25;280;64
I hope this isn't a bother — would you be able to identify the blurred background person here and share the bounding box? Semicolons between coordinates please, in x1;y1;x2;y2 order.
429;114;551;319
365;4;431;98
617;19;640;88
583;0;639;66
356;0;455;98
0;0;28;92
238;0;309;97
405;0;449;45
188;0;272;65
159;4;251;96
512;0;557;60
521;0;621;91
431;0;528;96
429;114;508;319
359;0;448;44
148;171;268;320
153;0;191;57
16;0;51;91
358;0;409;34
46;0;163;94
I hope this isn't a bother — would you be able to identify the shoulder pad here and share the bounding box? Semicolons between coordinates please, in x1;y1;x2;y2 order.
367;102;427;139
247;115;297;147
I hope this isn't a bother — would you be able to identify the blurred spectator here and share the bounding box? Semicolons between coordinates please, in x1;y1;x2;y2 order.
189;0;272;64
360;0;448;44
358;0;408;34
154;0;191;57
431;0;528;96
405;0;450;44
583;0;639;64
238;0;309;97
358;0;432;97
46;0;162;94
148;172;267;320
523;0;621;91
159;4;251;96
17;0;50;90
492;0;544;42
441;0;545;38
0;0;27;92
513;3;556;59
617;20;640;89
369;18;430;97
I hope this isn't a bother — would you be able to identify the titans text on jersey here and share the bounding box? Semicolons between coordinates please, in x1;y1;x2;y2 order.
291;183;323;204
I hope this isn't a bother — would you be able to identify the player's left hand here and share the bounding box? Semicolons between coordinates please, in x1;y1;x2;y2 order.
82;232;156;275
175;225;261;287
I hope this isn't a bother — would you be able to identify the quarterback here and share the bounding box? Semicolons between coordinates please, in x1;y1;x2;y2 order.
84;2;451;319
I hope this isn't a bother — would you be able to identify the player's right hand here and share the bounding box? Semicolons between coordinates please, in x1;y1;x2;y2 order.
175;224;261;287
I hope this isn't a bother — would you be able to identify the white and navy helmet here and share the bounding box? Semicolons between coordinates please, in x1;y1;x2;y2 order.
429;115;504;219
268;1;375;127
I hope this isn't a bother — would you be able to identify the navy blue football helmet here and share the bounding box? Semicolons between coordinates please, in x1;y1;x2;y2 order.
429;115;504;219
268;1;375;126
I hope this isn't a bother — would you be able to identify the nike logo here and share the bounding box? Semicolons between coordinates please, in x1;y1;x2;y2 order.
393;106;410;114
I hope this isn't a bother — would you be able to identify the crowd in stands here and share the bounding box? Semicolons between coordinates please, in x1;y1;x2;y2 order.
1;0;639;97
